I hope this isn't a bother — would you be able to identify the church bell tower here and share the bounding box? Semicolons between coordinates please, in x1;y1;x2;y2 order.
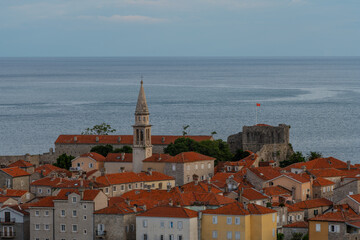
132;80;152;173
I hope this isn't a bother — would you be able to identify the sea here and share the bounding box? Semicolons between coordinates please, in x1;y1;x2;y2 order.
0;57;359;162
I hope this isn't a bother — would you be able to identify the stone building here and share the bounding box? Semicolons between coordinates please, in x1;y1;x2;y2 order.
227;124;292;163
0;205;29;240
0;167;30;191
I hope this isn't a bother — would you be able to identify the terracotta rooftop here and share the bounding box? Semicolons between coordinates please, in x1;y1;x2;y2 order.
203;202;276;215
0;167;30;177
180;181;223;194
309;168;348;178
309;210;360;222
138;171;174;182
241;188;268;201
312;177;335;187
263;186;292;197
54;189;101;201
348;194;360;204
55;135;212;145
143;153;173;163
35;164;71;177
0;197;11;203
94;202;139;215
285;157;354;171
78;152;106;162
96;172;143;186
281;172;309;183
247;167;282;181
28;196;56;208
292;198;333;210
165;152;216;163
283;221;308;228
0;189;28;197
137;206;198;218
8;159;33;168
105;153;133;162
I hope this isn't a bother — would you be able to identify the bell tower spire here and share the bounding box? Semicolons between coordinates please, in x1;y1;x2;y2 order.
132;79;152;173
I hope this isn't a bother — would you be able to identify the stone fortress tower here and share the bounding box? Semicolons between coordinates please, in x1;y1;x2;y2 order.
132;80;153;173
228;124;293;164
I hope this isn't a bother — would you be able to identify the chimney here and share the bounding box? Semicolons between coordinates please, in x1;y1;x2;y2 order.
251;153;255;160
125;198;130;206
167;184;171;192
100;168;105;176
147;168;153;176
132;206;137;213
74;136;77;142
161;137;165;143
121;153;125;161
80;179;84;187
238;188;243;202
79;188;84;199
243;202;248;210
208;184;212;193
302;165;306;172
119;167;125;173
347;161;351;170
193;174;199;185
118;136;121;143
95;136;99;142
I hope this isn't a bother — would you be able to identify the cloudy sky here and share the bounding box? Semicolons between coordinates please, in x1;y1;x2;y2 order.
0;0;359;56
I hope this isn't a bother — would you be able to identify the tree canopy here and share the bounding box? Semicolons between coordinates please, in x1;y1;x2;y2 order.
90;144;133;157
164;137;233;164
82;122;116;135
279;151;306;168
53;153;75;170
307;151;322;161
233;149;250;161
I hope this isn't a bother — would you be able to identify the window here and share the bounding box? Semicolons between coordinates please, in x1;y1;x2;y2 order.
44;224;50;230
35;224;40;230
235;217;240;225
201;164;204;169
329;224;340;233
45;210;49;216
227;217;232;225
61;210;65;217
177;221;183;230
60;224;66;232
89;163;93;168
72;196;77;203
131;224;135;232
84;229;87;234
272;213;276;222
143;220;148;228
113;186;116;192
72;210;77;217
143;234;148;240
349;192;354;195
160;221;165;228
169;221;174;228
195;164;198;169
277;216;279;223
187;165;190;171
178;235;183;240
212;230;218;238
47;189;51;194
125;226;129;233
77;163;80;167
172;164;176;171
169;235;174;240
327;186;330;192
128;184;132;190
314;209;319;216
235;231;240;240
297;214;301;220
136;183;138;188
35;210;40;216
160;235;164;240
208;163;211;169
83;215;87;220
121;185;125;191
83;204;87;209
105;188;109;194
72;224;78;232
38;188;42;194
316;224;321;232
212;216;218;224
272;228;275;237
227;231;232;240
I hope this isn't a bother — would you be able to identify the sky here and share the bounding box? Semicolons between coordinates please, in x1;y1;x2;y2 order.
0;0;359;57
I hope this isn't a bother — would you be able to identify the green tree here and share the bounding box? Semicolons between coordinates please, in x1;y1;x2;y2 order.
277;233;284;240
164;137;233;164
307;151;322;161
302;233;309;240
53;153;75;170
233;149;250;161
280;151;305;168
113;146;133;153
82;122;116;135
90;144;113;157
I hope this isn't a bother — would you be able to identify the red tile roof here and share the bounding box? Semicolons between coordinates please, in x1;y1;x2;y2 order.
348;194;360;204
247;167;282;181
79;152;106;162
138;171;174;182
285;157;354;171
0;197;11;203
137;206;198;218
263;186;292;197
143;153;173;163
281;172;309;183
178;192;235;206
309;168;347;178
55;135;212;145
241;188;268;201
283;221;308;228
312;177;335;187
8;160;33;168
247;203;277;214
309;210;360;222
0;167;30;177
285;204;303;213
292;198;333;210
105;153;133;162
28;196;56;208
0;189;28;197
94;202;139;215
203;202;276;215
165;152;215;163
180;181;223;194
96;172;143;186
54;189;101;201
35;164;71;177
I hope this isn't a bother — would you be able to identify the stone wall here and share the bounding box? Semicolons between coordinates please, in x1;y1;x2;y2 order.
0;150;55;167
94;213;136;240
283;227;308;240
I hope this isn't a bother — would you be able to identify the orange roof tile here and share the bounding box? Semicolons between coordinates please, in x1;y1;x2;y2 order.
55;135;212;145
241;188;268;201
309;168;347;178
165;152;215;163
285;204;303;213
247;167;282;181
285;157;354;171
105;153;133;162
54;189;100;201
309;210;360;222
79;152;106;162
8;160;33;168
138;171;174;182
348;194;360;204
28;196;56;208
312;177;335;187
283;221;308;228
203;202;276;215
143;153;173;163
263;186;292;197
35;164;71;177
247;203;277;214
0;189;28;197
292;198;333;210
96;172;143;186
94;202;139;215
0;197;10;203
137;206;198;218
0;167;30;177
180;181;223;194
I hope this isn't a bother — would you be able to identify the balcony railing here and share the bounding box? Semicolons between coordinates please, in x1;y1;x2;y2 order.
0;231;16;238
0;218;15;224
96;230;107;236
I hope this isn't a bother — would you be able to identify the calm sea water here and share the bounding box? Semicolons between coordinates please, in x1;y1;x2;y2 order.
0;57;359;162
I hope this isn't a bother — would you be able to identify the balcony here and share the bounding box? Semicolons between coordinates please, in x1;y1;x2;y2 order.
0;218;15;224
96;230;106;238
0;231;16;238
